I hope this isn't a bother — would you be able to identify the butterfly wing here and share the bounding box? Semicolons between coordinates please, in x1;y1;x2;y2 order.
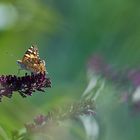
22;45;41;64
17;44;46;73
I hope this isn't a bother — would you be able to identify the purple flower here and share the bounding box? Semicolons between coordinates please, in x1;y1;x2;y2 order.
128;69;140;87
25;99;95;134
34;114;47;125
25;114;48;133
87;54;106;73
87;54;133;87
0;72;51;101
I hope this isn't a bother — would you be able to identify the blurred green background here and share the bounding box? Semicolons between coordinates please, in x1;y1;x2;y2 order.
0;0;140;140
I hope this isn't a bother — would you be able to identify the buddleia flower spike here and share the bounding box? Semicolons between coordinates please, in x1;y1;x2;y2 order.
0;44;51;101
0;72;51;101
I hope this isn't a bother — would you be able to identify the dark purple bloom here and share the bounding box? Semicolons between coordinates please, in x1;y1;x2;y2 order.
0;72;51;101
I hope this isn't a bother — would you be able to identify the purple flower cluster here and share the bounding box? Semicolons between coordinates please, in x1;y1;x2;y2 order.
25;99;95;133
0;72;51;101
25;114;47;133
34;114;47;125
87;54;140;88
88;54;140;113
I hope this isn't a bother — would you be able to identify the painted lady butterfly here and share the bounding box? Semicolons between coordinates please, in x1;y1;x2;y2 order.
17;45;46;74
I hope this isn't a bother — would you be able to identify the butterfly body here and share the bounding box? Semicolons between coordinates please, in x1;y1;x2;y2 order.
17;45;46;74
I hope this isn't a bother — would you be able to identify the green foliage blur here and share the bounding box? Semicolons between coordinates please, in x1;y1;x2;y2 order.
0;0;140;140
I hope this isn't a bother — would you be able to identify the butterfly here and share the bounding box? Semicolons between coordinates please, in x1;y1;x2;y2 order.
17;45;46;74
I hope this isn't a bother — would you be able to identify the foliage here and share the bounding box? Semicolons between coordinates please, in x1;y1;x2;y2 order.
0;0;140;140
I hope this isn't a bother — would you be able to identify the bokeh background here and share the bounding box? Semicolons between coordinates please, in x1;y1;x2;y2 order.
0;0;140;140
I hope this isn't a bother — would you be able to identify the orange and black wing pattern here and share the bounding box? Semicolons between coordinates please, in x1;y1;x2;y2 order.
17;45;46;74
